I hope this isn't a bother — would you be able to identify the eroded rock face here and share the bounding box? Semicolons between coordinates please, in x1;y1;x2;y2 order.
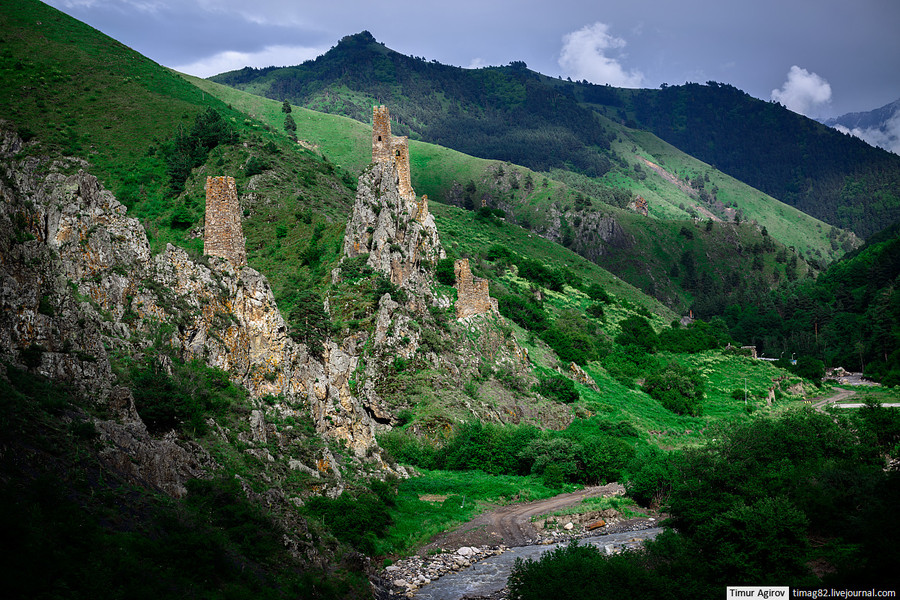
0;132;382;498
342;161;444;296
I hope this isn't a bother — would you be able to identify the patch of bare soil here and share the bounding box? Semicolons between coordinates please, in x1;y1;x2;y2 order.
418;483;632;554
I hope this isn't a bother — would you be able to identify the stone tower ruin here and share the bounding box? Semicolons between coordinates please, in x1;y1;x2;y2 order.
371;105;414;200
204;176;247;267
372;105;392;164
454;258;498;320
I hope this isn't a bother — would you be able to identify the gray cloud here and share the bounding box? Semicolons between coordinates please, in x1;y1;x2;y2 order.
42;0;900;117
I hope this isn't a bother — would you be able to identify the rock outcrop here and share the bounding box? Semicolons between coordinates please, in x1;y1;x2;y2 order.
342;161;444;296
0;131;386;501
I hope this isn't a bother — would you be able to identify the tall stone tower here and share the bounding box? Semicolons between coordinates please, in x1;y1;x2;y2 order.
372;105;392;163
371;106;414;199
204;176;247;267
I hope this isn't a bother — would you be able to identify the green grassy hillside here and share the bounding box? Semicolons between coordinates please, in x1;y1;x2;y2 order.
0;0;238;202
5;3;899;595
185;74;828;313
210;31;897;239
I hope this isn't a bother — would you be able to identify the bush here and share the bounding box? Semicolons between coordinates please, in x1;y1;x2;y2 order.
303;489;394;554
586;303;605;319
164;108;236;194
440;422;539;475
129;354;244;435
287;288;331;358
520;437;582;486
586;283;611;303
535;374;579;404
508;541;668;600
625;447;679;508
658;320;724;353
615;315;658;353
498;294;549;331
484;244;514;262
244;155;269;177
435;257;456;286
794;355;825;383
643;361;705;416
518;258;565;291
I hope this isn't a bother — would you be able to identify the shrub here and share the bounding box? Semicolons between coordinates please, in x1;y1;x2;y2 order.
577;435;634;483
303;489;394;554
508;541;668;600
518;258;565;291
520;437;582;486
435;257;456;286
615;315;658;353
484;244;515;262
586;283;611;302
586;303;605;319
129;355;244;435
657;320;724;353
535;374;579;404
169;205;194;229
244;155;269;177
498;294;549;331
287;289;331;358
643;361;705;416
165;108;236;194
794;355;825;383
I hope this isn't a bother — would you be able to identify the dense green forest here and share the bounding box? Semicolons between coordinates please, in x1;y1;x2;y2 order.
724;220;900;380
214;32;614;177
617;82;900;237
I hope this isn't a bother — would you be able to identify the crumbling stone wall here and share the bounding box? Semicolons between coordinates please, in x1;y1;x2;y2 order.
413;194;429;223
204;176;246;266
454;258;497;319
391;136;413;198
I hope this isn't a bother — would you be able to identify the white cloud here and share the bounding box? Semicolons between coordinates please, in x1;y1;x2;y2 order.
833;112;900;155
771;65;832;117
171;44;326;78
558;22;644;88
467;57;488;69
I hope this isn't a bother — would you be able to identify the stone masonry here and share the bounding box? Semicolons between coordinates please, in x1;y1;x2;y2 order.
371;105;414;200
204;176;246;267
454;258;497;320
391;135;413;198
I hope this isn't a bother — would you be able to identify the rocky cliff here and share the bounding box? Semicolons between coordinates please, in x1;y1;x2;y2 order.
0;130;391;499
342;160;445;300
333;153;560;434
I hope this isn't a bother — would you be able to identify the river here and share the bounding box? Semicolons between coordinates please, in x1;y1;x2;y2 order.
412;527;663;600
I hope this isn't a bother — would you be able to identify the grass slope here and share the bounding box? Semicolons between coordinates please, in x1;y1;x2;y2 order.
185;74;831;312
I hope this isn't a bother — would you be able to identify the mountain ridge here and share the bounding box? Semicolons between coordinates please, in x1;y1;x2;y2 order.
823;97;900;156
212;31;900;238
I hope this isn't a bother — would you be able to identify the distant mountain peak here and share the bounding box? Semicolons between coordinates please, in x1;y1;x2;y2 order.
824;98;900;155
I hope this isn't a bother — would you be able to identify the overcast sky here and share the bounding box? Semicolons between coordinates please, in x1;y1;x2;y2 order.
44;0;900;120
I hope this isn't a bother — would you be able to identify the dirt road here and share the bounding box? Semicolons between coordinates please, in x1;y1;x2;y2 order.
419;483;626;554
811;387;857;412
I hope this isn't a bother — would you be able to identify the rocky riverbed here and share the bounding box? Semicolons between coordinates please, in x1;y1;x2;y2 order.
376;516;661;598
